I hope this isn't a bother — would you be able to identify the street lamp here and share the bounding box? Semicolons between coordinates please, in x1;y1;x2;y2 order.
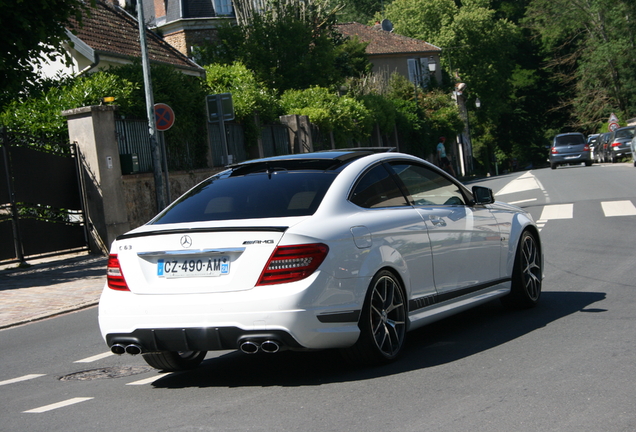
428;56;436;72
475;98;481;108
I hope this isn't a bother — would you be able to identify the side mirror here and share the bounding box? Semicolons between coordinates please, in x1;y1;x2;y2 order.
472;186;495;205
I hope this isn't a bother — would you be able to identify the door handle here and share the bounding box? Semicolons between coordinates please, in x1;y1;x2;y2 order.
429;217;446;227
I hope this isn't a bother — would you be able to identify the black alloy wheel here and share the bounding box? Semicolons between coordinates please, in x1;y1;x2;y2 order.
502;231;542;309
342;270;407;365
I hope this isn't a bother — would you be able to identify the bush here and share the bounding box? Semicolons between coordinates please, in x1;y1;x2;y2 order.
1;72;136;141
281;86;373;145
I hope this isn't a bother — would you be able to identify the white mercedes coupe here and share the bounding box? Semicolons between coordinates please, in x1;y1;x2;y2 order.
99;149;543;371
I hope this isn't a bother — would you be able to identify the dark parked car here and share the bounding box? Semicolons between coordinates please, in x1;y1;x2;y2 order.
596;132;612;163
606;126;634;163
587;134;600;160
549;132;591;169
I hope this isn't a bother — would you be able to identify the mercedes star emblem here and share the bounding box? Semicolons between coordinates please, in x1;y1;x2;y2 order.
180;235;193;248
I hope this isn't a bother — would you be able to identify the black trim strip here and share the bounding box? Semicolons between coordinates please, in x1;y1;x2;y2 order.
316;310;361;323
117;226;289;241
409;278;511;312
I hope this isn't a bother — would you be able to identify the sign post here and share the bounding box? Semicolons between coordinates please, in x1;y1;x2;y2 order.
154;103;175;203
206;94;235;165
609;113;620;132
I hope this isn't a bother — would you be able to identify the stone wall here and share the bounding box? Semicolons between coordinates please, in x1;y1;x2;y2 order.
121;167;223;230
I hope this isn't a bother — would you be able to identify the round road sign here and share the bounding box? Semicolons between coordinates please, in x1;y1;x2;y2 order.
154;103;175;131
609;122;619;132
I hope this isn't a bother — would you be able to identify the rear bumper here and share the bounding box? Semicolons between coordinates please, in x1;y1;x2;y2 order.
549;153;590;164
98;278;364;352
105;327;305;352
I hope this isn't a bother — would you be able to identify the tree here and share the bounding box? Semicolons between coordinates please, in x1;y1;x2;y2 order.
0;0;92;109
525;0;636;130
196;0;370;93
384;0;523;171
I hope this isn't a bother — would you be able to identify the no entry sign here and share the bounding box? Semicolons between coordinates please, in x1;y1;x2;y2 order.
154;103;175;131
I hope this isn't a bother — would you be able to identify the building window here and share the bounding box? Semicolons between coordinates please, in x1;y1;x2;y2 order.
407;57;431;88
214;0;234;16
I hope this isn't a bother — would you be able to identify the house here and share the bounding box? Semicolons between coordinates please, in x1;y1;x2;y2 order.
139;3;442;91
141;0;235;58
336;22;442;88
40;0;205;79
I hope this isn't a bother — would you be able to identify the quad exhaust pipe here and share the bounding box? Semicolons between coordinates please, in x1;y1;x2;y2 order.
110;343;142;355
111;340;282;356
239;340;281;354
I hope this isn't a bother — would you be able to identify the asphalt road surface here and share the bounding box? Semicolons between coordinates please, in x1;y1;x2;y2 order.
1;162;634;432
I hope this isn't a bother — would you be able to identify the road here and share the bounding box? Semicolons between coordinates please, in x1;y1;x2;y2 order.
1;162;635;432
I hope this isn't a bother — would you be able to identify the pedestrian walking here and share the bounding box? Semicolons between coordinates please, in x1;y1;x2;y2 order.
436;136;456;177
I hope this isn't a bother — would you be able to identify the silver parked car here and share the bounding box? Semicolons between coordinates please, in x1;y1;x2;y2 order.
549;132;592;169
606;126;634;163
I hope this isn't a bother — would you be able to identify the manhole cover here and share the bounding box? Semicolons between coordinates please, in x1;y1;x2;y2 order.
59;366;154;381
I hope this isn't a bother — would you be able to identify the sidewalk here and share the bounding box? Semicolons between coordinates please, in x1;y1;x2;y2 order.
0;253;108;330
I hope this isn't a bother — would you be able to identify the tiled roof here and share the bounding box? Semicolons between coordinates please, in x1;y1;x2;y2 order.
66;1;203;73
337;22;441;55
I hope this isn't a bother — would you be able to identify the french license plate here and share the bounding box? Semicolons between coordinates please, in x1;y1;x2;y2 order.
157;256;230;278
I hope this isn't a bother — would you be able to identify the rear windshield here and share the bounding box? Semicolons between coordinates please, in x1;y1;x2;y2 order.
152;170;337;224
555;134;585;146
615;129;634;139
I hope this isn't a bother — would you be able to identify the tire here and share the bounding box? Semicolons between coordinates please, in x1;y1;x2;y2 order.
585;160;592;166
550;163;557;170
142;351;207;371
501;231;542;309
341;270;407;365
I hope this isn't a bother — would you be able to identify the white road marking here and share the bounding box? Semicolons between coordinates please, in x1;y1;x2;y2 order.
23;397;94;413
0;374;46;386
126;373;170;386
601;200;636;217
74;352;114;363
539;204;573;220
496;172;541;195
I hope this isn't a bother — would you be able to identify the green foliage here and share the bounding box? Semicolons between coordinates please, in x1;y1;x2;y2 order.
525;0;636;130
0;0;93;109
360;94;397;135
1;72;136;140
337;0;383;24
204;62;282;123
204;62;284;149
419;89;464;139
281;86;373;144
105;63;213;170
196;0;370;93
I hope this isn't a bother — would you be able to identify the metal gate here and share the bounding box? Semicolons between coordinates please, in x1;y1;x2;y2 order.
0;128;89;264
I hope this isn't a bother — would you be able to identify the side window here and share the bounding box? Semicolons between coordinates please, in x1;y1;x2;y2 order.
389;163;466;206
350;164;408;208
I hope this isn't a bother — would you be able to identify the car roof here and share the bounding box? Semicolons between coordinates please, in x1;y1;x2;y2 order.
555;132;584;137
612;126;634;132
227;148;397;174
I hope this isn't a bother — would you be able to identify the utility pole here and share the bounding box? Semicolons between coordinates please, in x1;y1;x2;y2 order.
136;0;166;211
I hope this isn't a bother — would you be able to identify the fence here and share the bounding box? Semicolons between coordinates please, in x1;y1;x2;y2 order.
1;128;89;263
115;119;291;172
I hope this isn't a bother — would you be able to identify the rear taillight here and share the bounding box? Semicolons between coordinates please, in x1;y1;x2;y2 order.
551;147;558;154
584;144;590;151
107;254;130;291
256;243;329;286
611;142;620;148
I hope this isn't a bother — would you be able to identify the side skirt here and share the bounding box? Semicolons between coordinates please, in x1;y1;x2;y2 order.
407;279;511;332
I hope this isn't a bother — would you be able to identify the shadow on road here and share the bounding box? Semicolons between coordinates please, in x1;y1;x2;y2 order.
151;290;606;389
0;255;107;291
